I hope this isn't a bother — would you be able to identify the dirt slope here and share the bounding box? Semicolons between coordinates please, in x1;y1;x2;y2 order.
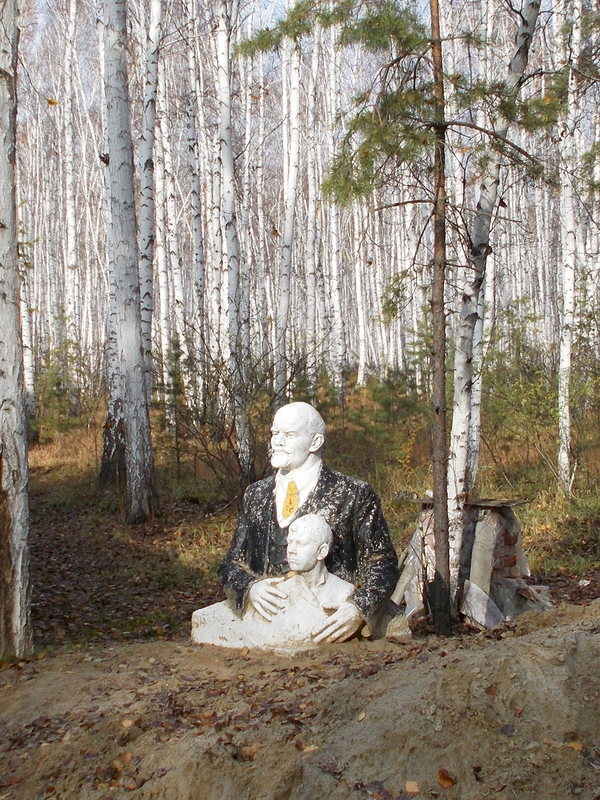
2;600;600;800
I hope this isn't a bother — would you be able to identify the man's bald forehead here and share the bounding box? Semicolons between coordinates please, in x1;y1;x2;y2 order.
273;402;326;437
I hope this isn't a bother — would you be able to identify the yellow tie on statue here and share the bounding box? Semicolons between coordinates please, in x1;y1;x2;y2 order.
282;481;299;519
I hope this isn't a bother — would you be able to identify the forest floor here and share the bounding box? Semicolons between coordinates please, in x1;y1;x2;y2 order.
3;433;600;800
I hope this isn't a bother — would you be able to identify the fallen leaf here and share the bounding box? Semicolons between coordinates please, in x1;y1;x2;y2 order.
437;769;457;788
296;742;319;753
353;780;395;799
319;757;345;778
485;685;498;698
568;742;584;751
240;745;261;760
514;706;523;717
121;719;134;729
405;780;420;794
123;752;134;765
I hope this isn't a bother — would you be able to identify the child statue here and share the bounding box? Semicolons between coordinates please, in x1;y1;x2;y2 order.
191;515;355;651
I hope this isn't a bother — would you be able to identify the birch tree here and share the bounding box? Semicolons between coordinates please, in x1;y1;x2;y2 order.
0;0;32;658
325;31;347;400
274;41;301;401
429;0;451;633
556;0;583;496
185;0;206;403
63;0;80;352
305;27;321;394
13;0;600;510
447;0;542;580
138;0;161;397
216;0;255;483
101;0;158;523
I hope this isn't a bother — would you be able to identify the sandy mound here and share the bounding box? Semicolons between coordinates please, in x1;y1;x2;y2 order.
2;600;600;800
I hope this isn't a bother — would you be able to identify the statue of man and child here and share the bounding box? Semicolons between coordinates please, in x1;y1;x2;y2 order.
192;401;400;651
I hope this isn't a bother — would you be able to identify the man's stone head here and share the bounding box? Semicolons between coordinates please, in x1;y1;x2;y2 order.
270;402;326;472
287;514;332;573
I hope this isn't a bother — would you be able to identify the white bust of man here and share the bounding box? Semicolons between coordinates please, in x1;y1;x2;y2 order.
248;402;364;644
191;514;355;650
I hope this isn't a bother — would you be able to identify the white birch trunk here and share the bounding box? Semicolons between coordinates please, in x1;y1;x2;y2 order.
217;0;240;350
465;279;486;490
19;262;36;418
216;0;253;482
138;0;161;400
557;0;583;496
185;0;205;400
447;0;541;582
254;53;269;363
158;62;191;375
63;0;80;350
238;32;252;370
353;203;368;388
102;0;157;523
372;218;389;375
98;2;128;495
0;0;32;658
326;32;346;397
274;42;301;401
154;135;171;398
209;132;223;368
305;28;320;395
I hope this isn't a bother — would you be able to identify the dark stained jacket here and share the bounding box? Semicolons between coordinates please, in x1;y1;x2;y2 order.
218;465;399;623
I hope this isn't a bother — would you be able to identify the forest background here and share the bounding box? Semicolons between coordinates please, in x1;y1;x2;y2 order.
1;0;600;658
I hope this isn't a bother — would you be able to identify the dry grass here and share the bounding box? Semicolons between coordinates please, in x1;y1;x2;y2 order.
520;491;600;576
29;422;103;489
27;423;236;649
24;392;600;654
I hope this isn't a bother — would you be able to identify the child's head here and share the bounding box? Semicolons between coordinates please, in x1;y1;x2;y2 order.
287;515;332;572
